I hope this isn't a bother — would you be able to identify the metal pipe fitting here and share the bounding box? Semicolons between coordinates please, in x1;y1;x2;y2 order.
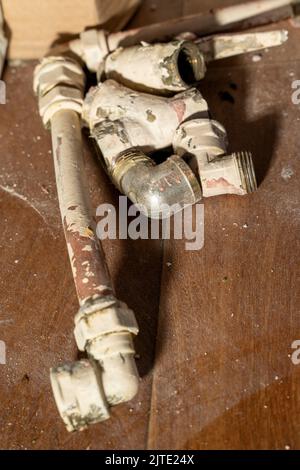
69;0;299;72
173;119;257;197
34;59;140;431
83;80;205;218
102;31;288;94
103;40;206;95
196;30;289;63
111;149;201;219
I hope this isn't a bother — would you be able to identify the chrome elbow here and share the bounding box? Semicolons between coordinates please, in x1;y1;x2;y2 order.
111;149;201;219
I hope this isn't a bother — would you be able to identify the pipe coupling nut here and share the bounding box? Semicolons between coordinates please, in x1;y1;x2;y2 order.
74;296;139;352
50;359;110;432
34;57;85;96
34;57;85;127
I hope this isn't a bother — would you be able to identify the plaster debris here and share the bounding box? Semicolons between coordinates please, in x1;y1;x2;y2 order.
252;53;262;62
281;166;294;181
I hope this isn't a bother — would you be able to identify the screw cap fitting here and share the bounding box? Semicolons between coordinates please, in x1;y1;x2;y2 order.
50;359;110;432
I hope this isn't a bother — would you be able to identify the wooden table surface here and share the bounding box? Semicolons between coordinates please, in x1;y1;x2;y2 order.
0;0;300;450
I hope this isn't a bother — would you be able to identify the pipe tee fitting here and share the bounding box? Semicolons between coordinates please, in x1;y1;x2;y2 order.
83;80;205;218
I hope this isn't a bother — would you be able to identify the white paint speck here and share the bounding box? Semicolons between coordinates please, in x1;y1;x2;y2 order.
252;53;262;62
281;166;294;181
82;245;92;252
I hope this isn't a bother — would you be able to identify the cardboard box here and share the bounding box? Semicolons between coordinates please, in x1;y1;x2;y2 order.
2;0;140;59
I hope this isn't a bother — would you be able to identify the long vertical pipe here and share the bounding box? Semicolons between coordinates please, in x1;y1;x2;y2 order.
50;109;114;306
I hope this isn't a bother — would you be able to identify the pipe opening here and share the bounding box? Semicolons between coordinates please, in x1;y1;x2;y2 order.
177;43;204;86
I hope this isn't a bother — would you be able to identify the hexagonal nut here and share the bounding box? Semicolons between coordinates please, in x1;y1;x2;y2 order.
50;359;110;432
74;299;139;351
37;65;85;96
173;118;228;163
38;85;83;126
34;57;84;95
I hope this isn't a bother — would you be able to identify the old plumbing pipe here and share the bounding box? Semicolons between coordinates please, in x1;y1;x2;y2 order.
83;79;257;215
82;79;206;218
34;57;140;431
102;31;288;95
69;0;299;73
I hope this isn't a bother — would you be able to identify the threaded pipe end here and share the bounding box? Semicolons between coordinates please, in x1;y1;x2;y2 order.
234;151;257;194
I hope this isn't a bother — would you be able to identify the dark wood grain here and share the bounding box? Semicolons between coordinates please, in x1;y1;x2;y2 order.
147;10;300;450
0;0;300;450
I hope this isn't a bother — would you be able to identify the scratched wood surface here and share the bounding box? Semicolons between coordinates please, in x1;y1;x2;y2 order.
0;0;300;450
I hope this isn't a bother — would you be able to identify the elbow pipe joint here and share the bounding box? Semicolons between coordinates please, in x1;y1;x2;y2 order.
112;149;202;219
